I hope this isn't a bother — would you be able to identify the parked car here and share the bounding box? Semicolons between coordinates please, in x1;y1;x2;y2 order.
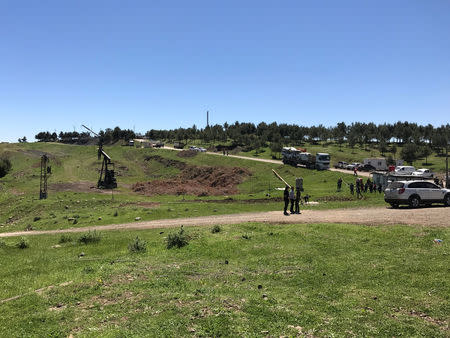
189;146;199;151
334;161;348;169
346;163;360;170
412;168;434;178
358;164;376;172
394;166;415;175
198;147;207;152
384;180;450;208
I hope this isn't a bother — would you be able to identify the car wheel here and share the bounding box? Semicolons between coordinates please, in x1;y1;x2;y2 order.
390;203;399;209
444;194;450;207
409;196;420;208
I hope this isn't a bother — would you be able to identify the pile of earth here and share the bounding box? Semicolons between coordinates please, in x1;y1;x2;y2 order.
133;156;251;196
144;155;187;170
176;150;198;158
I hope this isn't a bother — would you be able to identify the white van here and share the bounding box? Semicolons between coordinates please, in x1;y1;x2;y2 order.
394;166;415;175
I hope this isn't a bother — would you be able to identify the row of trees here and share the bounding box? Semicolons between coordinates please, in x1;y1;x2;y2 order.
35;127;136;145
34;122;449;162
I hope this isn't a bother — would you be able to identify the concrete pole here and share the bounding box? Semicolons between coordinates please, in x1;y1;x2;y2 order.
446;142;449;188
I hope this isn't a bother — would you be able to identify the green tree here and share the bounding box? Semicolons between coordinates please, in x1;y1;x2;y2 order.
400;143;419;165
420;145;433;165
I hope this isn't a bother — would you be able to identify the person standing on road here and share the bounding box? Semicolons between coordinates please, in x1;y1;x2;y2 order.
353;167;358;176
289;186;295;214
283;186;290;215
294;187;301;214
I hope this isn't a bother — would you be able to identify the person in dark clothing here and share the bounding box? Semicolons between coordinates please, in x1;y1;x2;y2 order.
378;184;382;193
337;178;342;191
289;186;295;213
350;183;354;195
294;187;301;214
283;186;290;215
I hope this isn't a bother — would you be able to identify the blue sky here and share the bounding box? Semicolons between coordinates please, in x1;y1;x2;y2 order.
1;0;449;142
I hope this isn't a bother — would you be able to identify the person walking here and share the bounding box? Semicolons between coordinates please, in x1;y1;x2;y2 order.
289;186;295;214
353;167;358;176
294;187;301;214
283;186;290;215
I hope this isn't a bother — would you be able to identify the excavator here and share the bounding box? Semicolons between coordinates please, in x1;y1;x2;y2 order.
81;125;117;189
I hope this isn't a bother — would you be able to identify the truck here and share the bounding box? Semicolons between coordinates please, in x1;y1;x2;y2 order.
363;158;388;171
281;147;330;170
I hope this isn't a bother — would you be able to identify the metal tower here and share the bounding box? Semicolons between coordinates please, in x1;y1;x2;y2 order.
39;155;51;199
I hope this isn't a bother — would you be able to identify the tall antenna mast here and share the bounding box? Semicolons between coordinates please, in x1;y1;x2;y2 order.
206;110;209;127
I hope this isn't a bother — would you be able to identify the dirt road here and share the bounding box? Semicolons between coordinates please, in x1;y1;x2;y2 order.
1;206;448;238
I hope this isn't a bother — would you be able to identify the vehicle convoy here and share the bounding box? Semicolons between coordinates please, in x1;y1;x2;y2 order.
384;180;450;208
281;147;330;170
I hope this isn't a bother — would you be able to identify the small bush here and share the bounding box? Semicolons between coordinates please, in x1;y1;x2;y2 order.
211;225;221;234
128;236;147;253
113;210;118;217
59;234;72;243
0;240;6;248
0;157;12;178
166;226;189;249
78;231;101;244
33;216;41;222
16;237;29;249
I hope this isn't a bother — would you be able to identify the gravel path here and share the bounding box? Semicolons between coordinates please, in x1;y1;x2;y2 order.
1;206;448;238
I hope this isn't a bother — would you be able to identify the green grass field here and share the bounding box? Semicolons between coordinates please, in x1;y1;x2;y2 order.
0;142;385;233
1;142;447;336
0;223;448;337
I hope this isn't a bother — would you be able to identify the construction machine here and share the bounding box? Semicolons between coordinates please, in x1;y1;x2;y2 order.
81;125;117;189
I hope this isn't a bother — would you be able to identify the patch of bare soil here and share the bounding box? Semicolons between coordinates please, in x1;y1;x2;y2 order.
144;155;187;170
133;166;251;196
134;156;251;196
177;150;198;158
186;197;282;204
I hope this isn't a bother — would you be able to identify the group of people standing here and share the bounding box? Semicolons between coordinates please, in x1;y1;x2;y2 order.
347;177;382;198
283;186;302;215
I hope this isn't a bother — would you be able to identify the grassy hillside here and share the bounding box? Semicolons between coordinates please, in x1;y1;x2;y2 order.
0;223;448;336
0;142;385;233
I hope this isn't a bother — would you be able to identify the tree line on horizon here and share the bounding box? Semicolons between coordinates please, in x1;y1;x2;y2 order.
33;121;449;163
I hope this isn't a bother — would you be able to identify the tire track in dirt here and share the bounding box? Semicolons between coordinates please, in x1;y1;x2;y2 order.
1;207;448;238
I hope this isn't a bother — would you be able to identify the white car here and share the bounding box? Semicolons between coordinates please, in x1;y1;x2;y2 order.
394;166;415;175
384;180;450;208
412;168;434;178
346;163;360;170
198;147;207;152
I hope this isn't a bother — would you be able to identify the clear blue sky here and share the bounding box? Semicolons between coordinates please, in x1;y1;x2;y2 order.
1;0;449;142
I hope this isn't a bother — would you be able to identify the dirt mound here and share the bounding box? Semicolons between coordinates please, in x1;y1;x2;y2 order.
132;166;251;196
50;182;104;193
177;150;198;158
144;155;187;170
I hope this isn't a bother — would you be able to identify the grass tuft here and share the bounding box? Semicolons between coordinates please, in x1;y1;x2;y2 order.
128;236;147;253
16;237;29;249
166;226;189;249
211;225;221;233
78;230;101;244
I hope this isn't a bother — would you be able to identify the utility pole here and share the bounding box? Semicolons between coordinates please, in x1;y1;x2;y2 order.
39;155;51;199
446;141;449;188
206;111;209;127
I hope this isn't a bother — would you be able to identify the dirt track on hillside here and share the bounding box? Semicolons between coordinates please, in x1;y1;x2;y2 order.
1;206;448;238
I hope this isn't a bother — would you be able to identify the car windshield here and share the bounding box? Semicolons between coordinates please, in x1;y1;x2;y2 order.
318;155;330;161
387;182;404;189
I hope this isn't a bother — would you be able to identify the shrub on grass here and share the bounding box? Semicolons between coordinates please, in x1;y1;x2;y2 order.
166;226;189;249
16;237;29;249
59;234;72;243
128;236;147;253
211;225;221;233
0;156;12;178
0;240;6;248
78;231;101;244
113;210;118;217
